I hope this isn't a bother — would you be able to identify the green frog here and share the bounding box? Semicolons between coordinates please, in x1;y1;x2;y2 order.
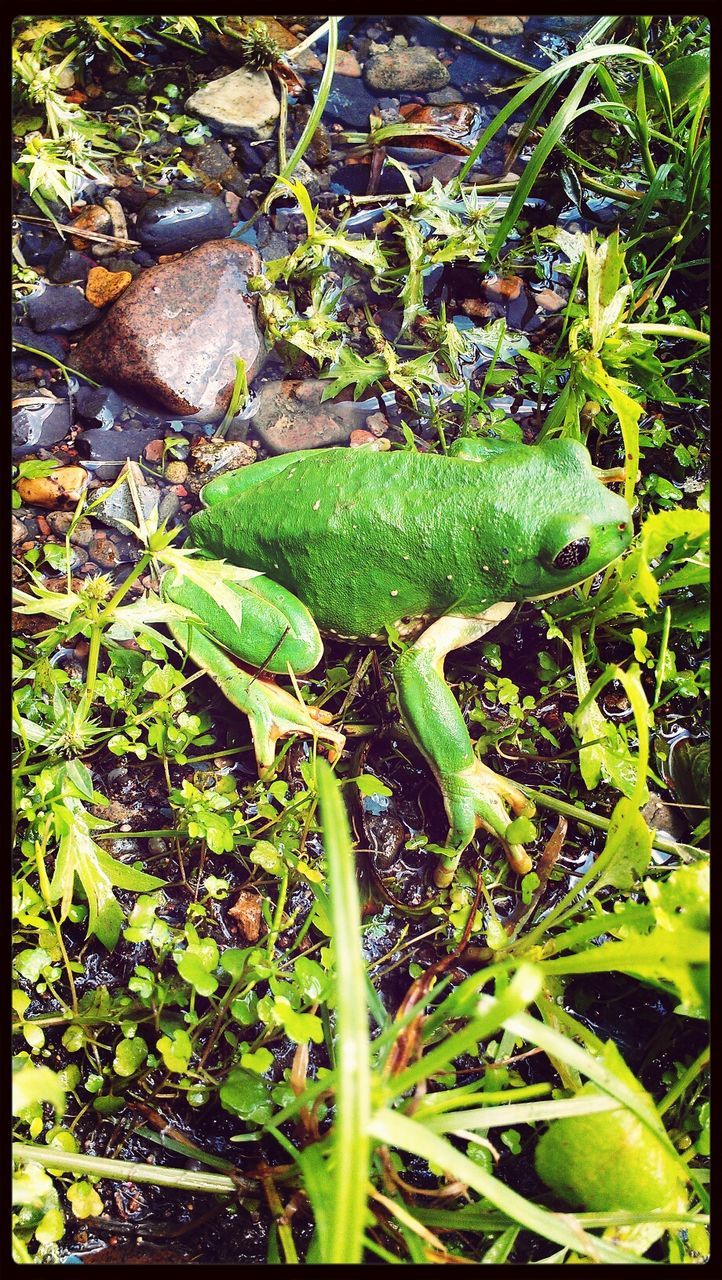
162;437;632;885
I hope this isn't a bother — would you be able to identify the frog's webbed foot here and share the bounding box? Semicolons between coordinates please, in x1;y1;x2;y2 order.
393;610;536;888
437;759;535;887
248;674;346;776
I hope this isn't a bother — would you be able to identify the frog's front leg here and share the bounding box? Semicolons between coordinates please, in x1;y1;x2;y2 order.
162;566;345;773
393;608;536;887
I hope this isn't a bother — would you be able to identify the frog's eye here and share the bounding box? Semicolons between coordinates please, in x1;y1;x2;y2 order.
553;538;590;571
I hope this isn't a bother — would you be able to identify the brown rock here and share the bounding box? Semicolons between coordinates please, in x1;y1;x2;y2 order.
186;438;256;495
462;298;493;319
70;204;112;248
535;287;567;312
164;460;189;484
475;16;525;38
73;240;265;420
438;16;476;34
143;438;166;464
483;275;523;301
16;466;88;509
228;889;263;942
12;516;28;544
365;412;388;437
349;429;375;447
86;265;132;307
335;49;362;77
250;379;365;454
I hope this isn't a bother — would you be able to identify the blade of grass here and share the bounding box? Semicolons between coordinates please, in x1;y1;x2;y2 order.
315;759;371;1265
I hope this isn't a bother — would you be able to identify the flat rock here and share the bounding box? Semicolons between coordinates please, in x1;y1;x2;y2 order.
72;240;265;420
135;191;232;255
475;16;525;37
12;395;72;457
186;67;280;140
92;463;162;533
25;284;98;333
325;77;380;128
364;48;450;93
75;426;167;480
250;380;363;454
187;437;256;495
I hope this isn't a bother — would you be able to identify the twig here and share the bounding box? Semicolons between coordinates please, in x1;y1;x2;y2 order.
422;16;535;74
15;212;141;249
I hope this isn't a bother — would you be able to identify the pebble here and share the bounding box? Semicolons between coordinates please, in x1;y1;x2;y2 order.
47;511;95;546
438;15;476;34
250;379;368;454
24;284;98;334
75;384;129;430
325;77;381;128
86;265;132;307
483;275;524;301
19;224;62;267
164;460;188;484
186;67;280;140
70;204;112;248
364;48;450;93
89;534;120;568
365;412;388;437
535;287;567;312
16;465;89;509
75;426;167;480
335;49;362;77
12;396;71;457
143;438;166;464
92;464;162;532
186;438;256;494
47;249;95;284
475;16;525;37
189;140;247;196
135;190;233;255
12;516;28;544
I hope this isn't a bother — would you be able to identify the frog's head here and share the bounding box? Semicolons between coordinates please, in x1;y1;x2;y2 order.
508;439;634;600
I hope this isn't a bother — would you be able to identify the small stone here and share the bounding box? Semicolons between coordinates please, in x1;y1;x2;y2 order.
25;284;98;333
365;412;388;437
483;275;523;301
293;48;323;74
427;86;467;105
89;534;121;568
75;384;131;430
462;298;493;319
158;491;181;524
92;463;161;532
47;249;95;284
474;16;525;38
16;465;89;509
186;438;256;495
364;48;450;93
12;323;69;369
70;204;112;249
190;139;247;196
335;49;362;77
438;15;476;34
12;516;28;544
228;889;262;942
325;77;382;128
12;396;71;457
535;287;567;312
73;240;265;420
349;429;375;447
47;511;94;546
135;190;233;255
186;67;280;140
75;426;167;480
86;265;132;307
250;380;365;454
19;224;62;267
164;460;189;484
143;438;166;464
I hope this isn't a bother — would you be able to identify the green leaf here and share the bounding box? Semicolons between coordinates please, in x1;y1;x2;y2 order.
66;1180;104;1219
220;1068;274;1123
113;1035;148;1077
271;995;324;1045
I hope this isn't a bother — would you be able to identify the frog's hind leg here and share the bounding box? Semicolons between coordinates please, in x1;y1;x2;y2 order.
393;608;536;886
162;565;344;773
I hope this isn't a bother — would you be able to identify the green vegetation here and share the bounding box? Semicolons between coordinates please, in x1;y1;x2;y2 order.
12;13;708;1266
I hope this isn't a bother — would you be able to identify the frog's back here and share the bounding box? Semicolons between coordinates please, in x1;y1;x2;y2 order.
190;448;513;639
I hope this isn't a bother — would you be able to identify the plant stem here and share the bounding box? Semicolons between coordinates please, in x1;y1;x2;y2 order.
519;785;697;859
622;322;709;345
11;1143;237;1194
12;342;101;387
658;1046;709;1117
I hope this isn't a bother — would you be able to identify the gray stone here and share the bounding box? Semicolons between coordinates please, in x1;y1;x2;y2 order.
186;67;280;140
25;284;97;334
250;380;365;454
12;396;71;457
135;191;233;255
364;48;450;93
92;464;162;533
75;426;166;480
325;77;380;128
474;17;525;38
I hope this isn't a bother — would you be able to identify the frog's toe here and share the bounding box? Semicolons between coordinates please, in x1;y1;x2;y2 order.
436;759;535;885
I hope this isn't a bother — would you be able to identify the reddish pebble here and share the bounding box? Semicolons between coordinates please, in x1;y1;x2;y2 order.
37;515;51;536
143;439;165;464
349;429;375;447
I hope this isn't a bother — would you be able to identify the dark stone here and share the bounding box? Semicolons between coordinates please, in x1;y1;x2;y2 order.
190;140;247;195
135;190;233;254
331;162;414;197
47;249;95;284
99;255;143;279
19;224;63;266
12;397;72;457
72;239;265;419
132;250;156;267
75;384;132;430
12;324;69;364
25;284;98;334
325;77;380;128
75;426;167;480
115;182;153;213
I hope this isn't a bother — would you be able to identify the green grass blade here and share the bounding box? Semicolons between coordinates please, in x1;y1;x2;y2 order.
315;759;371;1264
